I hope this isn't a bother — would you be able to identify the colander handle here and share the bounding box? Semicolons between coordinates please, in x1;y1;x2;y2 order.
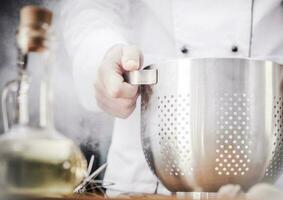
124;69;158;85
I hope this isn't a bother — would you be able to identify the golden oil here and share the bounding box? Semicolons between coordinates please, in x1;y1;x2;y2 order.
0;127;87;196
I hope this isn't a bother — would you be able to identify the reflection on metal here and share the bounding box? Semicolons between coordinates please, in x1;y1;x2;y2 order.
128;58;283;192
124;69;158;85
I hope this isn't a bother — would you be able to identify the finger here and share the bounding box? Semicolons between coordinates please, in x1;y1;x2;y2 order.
101;66;138;98
95;82;137;109
117;82;138;99
95;85;137;118
121;45;143;71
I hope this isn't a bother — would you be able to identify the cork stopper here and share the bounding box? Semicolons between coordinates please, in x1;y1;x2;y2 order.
17;5;53;53
19;5;52;28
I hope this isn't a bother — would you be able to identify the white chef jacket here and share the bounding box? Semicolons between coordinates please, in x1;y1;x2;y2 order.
61;0;283;195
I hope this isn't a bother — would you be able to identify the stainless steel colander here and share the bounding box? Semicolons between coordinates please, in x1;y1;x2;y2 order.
125;58;283;192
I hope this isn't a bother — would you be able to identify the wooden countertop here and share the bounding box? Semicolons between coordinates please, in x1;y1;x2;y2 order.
0;193;235;200
1;194;183;200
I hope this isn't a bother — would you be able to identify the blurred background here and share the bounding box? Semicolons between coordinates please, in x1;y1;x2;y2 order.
0;0;114;177
1;0;283;193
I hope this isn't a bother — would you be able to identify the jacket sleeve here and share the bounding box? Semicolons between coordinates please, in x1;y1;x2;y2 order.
61;0;129;111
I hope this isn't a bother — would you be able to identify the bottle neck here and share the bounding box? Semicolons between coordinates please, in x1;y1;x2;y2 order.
17;71;30;126
15;48;55;130
39;54;54;129
1;6;55;132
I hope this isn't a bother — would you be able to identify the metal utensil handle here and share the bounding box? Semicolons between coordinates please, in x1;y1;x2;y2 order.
1;80;20;132
124;69;158;85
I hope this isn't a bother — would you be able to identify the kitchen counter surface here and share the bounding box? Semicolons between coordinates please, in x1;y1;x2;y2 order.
0;193;239;200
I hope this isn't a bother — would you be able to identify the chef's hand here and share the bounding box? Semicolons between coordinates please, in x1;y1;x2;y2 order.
217;184;243;200
94;44;143;118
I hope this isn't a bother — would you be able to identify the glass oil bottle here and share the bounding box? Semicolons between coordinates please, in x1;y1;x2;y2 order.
0;6;87;196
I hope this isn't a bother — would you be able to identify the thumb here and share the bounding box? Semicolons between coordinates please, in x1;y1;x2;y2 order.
121;45;143;71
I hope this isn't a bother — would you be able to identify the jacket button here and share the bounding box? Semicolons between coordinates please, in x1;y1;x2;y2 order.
181;45;189;54
231;45;238;53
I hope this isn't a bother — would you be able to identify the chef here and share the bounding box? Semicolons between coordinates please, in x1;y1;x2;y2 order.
61;0;283;196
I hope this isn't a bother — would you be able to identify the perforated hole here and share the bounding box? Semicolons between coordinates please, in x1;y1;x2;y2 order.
157;94;191;177
215;93;252;176
265;97;283;177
